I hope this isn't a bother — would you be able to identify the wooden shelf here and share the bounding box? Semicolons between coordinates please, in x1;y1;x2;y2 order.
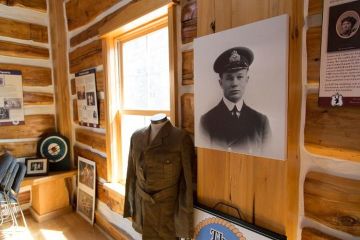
304;143;360;163
21;170;77;187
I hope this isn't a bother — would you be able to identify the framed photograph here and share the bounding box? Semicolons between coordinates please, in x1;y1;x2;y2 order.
77;156;96;224
25;158;48;176
194;14;288;160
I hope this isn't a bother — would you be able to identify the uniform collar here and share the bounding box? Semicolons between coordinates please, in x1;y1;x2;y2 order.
222;97;244;111
145;120;172;149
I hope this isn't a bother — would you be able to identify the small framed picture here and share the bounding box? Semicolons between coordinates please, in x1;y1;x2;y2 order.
25;158;48;176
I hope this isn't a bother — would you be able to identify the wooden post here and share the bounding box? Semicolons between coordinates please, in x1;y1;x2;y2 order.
48;0;72;155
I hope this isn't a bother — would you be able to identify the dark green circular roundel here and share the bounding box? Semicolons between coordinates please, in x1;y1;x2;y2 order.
39;135;68;163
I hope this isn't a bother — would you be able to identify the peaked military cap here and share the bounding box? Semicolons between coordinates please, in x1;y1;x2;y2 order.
213;47;254;74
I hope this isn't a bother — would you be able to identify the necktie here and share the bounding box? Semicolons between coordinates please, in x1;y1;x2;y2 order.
231;106;240;119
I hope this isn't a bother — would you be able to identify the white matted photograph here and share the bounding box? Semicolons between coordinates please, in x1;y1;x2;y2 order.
78;157;95;190
194;14;288;160
77;156;96;224
77;188;95;225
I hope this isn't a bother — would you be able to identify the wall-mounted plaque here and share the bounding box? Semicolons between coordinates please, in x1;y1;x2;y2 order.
194;204;286;240
319;0;360;106
75;68;99;127
0;70;24;126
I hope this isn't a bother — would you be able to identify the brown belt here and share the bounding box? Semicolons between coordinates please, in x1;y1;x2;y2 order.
136;183;178;204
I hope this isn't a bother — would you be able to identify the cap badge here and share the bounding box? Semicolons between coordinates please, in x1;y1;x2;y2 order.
229;50;241;63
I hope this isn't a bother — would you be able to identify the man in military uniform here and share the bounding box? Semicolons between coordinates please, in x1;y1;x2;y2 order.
124;120;194;240
200;47;271;154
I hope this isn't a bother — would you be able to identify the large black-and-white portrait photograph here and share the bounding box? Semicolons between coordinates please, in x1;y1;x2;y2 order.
194;15;288;160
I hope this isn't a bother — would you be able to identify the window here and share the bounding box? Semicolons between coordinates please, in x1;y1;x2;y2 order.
115;18;174;181
102;4;177;184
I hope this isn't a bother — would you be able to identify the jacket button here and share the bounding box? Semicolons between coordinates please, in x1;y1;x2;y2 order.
166;160;170;164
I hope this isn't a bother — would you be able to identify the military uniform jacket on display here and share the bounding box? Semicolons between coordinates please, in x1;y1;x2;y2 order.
201;100;271;153
124;121;194;240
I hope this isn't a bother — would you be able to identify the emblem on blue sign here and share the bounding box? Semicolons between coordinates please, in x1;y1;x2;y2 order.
195;218;246;240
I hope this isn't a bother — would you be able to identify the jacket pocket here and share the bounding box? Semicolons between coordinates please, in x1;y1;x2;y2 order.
162;153;181;180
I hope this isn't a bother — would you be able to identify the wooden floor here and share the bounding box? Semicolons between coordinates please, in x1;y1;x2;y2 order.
0;211;109;240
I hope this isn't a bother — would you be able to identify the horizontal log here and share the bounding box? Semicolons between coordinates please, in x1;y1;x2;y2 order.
305;93;360;152
307;26;321;84
0;0;46;12
0;141;38;158
181;93;194;134
0;17;48;43
0;114;55;139
73;99;105;128
75;128;106;152
97;182;124;215
304;171;360;236
0;63;51;86
308;0;322;16
18;190;31;205
0;40;49;59
69;40;102;73
73;99;78;122
302;228;340;240
182;50;193;85
71;70;104;95
95;211;130;240
23;92;53;105
74;145;107;180
66;0;118;31
305;143;360;163
69;0;134;47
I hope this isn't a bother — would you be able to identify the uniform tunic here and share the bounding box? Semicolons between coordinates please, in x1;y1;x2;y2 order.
201;100;271;153
124;121;194;240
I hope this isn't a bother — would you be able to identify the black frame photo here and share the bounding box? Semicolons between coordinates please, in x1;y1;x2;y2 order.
25;158;49;176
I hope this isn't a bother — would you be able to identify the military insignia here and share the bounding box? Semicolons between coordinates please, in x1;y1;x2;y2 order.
194;217;246;240
229;50;241;63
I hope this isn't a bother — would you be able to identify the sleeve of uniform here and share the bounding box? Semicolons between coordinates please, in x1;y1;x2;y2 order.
123;135;136;218
175;133;195;238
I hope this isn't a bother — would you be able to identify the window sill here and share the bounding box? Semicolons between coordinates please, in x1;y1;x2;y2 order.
103;182;126;199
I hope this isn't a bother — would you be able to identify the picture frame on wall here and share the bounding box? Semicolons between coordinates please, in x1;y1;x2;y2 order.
77;156;96;225
25;158;48;176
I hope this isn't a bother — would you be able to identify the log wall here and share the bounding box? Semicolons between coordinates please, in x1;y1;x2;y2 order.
0;0;52;209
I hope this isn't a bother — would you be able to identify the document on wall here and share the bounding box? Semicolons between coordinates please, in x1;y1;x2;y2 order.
75;69;99;128
0;70;25;126
319;0;360;106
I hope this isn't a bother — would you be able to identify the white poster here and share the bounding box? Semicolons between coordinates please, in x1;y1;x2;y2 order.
0;70;24;126
194;15;288;160
319;0;360;106
75;69;99;128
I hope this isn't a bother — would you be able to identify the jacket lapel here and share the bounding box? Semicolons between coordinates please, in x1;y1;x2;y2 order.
146;121;172;150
